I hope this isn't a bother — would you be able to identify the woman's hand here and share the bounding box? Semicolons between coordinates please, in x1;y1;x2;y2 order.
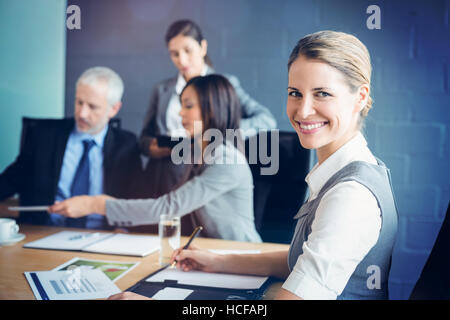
170;245;222;273
149;138;171;159
48;195;109;218
108;292;152;300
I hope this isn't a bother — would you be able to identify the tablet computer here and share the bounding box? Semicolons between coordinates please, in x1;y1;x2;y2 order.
156;135;184;149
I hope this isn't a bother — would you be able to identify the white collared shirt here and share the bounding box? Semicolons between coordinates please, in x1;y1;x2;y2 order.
282;132;382;300
166;65;209;137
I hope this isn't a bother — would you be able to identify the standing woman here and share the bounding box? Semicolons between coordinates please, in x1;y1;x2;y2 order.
109;30;398;300
139;19;277;198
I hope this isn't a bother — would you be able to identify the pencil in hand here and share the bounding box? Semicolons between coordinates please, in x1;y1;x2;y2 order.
171;226;203;268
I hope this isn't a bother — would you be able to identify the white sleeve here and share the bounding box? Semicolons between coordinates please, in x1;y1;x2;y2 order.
282;181;382;299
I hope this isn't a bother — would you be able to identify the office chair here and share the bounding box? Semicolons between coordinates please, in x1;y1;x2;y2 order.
409;202;450;299
21;117;122;151
245;130;310;244
20;117;40;152
109;118;121;129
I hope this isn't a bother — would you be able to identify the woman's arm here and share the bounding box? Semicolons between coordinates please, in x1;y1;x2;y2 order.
219;250;291;279
104;160;249;227
48;194;113;217
173;246;291;279
49;161;241;225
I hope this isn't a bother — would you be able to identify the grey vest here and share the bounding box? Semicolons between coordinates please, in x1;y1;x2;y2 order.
288;159;398;300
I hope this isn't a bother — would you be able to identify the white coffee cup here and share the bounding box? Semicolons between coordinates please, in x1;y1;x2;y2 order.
0;218;19;241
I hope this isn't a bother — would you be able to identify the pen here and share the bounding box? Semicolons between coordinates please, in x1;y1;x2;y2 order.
171;226;203;268
68;232;101;241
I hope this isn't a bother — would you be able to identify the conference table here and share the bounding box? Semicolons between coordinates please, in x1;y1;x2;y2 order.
0;224;289;300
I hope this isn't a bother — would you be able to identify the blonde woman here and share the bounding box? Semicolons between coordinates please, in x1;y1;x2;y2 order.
110;31;399;301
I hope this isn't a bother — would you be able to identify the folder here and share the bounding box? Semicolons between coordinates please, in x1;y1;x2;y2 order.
23;231;159;257
127;265;274;300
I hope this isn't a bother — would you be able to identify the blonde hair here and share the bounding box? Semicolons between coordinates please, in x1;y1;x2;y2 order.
288;31;373;127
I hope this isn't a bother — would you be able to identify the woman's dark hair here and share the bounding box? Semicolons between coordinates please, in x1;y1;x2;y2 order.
165;19;213;67
176;74;243;181
181;74;241;138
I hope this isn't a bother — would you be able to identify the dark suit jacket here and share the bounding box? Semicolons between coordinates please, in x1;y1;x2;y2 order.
0;118;143;226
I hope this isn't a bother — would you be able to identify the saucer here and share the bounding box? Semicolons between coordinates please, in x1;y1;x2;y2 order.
0;233;26;246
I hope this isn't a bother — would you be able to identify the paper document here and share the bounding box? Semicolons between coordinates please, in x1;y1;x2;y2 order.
152;287;193;300
8;206;49;211
25;269;120;300
53;257;140;282
24;231;113;251
146;267;268;290
24;231;160;257
85;233;160;256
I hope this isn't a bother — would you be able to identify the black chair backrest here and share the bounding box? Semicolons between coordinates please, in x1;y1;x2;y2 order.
245;130;310;243
109;118;121;129
409;202;450;299
20;117;122;152
20;117;40;152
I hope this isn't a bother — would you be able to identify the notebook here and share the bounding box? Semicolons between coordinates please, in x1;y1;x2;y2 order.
23;231;160;257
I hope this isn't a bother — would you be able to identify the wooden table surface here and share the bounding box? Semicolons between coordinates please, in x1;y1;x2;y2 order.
0;224;288;300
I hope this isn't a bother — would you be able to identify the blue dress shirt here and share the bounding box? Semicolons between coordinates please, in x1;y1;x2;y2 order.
50;124;108;229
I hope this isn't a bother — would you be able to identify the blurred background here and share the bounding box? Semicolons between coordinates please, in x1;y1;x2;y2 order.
0;0;448;299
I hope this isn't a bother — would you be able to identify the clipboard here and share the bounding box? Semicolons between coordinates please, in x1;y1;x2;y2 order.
127;265;274;300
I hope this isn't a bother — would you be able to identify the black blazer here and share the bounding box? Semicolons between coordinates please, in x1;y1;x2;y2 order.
0;118;143;225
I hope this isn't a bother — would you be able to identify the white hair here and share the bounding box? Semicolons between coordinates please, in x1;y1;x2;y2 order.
76;66;124;106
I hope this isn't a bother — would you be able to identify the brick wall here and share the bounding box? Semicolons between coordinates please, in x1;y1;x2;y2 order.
65;0;450;299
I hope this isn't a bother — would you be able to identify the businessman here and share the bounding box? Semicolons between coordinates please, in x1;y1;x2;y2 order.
0;67;143;229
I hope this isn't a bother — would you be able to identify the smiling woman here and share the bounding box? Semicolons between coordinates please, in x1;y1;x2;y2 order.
286;31;372;164
280;31;398;299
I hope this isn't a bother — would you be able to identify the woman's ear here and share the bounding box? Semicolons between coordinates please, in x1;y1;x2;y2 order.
201;39;208;57
354;84;369;113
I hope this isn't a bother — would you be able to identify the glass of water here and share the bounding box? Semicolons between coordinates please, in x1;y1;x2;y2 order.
158;214;180;266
